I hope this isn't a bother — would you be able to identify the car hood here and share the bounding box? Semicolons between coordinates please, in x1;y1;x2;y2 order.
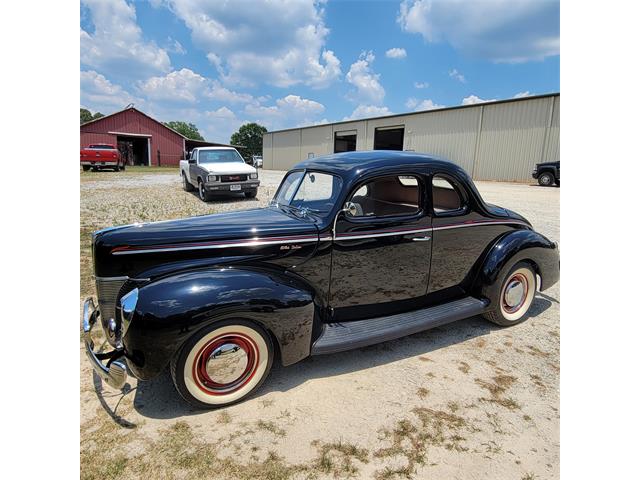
199;162;256;175
92;207;318;277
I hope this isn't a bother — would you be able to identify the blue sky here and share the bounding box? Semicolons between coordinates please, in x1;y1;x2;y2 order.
80;0;559;143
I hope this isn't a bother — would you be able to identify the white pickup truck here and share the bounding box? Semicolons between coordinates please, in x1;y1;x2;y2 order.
180;147;260;202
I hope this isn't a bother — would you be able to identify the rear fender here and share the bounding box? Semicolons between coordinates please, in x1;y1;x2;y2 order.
474;229;560;294
123;267;315;380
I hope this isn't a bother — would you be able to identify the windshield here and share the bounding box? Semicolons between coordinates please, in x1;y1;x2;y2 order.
273;170;343;215
198;149;245;164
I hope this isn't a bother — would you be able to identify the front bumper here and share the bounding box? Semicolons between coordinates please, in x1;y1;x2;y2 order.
531;170;539;179
82;298;127;389
205;181;260;193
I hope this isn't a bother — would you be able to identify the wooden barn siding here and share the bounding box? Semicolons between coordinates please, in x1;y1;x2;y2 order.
80;109;186;166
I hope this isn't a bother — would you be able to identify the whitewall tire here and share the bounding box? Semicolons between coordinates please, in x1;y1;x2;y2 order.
171;320;273;408
483;262;537;326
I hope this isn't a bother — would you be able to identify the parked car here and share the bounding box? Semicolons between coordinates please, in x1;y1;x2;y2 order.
180;147;260;201
252;155;263;168
80;144;125;172
83;151;560;408
532;161;560;186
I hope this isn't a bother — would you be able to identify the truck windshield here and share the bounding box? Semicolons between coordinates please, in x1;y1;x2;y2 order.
199;149;245;164
273;171;343;215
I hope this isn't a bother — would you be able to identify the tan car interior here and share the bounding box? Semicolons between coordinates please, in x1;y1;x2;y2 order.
350;176;420;217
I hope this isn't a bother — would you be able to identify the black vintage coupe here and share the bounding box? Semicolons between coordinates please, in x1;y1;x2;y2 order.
83;151;560;408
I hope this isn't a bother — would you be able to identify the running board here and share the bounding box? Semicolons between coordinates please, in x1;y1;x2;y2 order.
311;297;488;355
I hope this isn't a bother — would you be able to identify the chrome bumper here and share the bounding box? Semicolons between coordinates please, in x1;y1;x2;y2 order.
82;298;127;389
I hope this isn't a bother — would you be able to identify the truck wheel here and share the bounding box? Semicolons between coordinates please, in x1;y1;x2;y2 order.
170;319;274;408
121;163;126;171
82;166;90;172
114;166;120;172
182;173;194;192
198;180;210;201
482;261;537;327
244;189;257;199
538;172;554;187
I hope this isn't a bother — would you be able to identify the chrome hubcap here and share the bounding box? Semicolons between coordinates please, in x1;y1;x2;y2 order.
504;277;526;309
205;342;249;385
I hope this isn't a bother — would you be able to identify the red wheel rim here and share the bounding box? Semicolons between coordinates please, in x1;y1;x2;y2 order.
191;332;260;396
502;273;529;314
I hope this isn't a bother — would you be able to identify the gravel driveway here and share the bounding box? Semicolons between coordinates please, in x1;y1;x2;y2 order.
80;167;559;480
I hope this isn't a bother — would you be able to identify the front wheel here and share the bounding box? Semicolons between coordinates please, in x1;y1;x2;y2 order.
244;189;257;199
538;172;554;187
170;320;274;408
183;173;194;191
82;165;90;172
198;180;210;201
482;262;537;326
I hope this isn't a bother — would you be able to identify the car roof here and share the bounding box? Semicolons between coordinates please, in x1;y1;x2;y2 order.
293;150;466;179
195;146;238;151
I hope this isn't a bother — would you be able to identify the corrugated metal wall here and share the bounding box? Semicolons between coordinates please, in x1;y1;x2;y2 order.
264;94;559;182
80;108;186;166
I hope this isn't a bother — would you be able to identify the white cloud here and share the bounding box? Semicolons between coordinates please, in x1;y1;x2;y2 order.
405;98;445;111
167;37;186;55
346;51;385;105
244;94;326;130
448;68;466;83
514;91;532;98
398;0;559;63
162;0;341;88
414;81;429;89
343;105;392;121
462;94;497;105
139;68;255;105
80;70;139;113
385;47;407;59
80;0;171;77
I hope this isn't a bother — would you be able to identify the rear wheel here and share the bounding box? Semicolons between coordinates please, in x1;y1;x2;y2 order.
121;163;126;171
482;262;537;326
538;172;554;187
114;166;120;172
82;165;90;172
171;320;274;408
183;173;194;191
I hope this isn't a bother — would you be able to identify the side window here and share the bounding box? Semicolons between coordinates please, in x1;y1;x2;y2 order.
192;150;198;161
348;175;420;218
432;175;465;214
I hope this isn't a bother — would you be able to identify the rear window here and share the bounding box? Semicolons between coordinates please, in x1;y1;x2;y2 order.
87;144;115;150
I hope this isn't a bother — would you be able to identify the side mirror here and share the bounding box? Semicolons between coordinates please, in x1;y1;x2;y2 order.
332;202;359;240
188;158;196;164
343;201;358;217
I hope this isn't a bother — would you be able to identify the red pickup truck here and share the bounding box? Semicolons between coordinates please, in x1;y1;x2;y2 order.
80;144;125;171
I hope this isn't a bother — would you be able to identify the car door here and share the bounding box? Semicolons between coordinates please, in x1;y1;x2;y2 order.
329;172;432;320
188;150;199;184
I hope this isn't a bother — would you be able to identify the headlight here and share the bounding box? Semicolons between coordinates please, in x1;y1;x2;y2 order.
250;172;258;179
207;175;218;182
119;288;139;339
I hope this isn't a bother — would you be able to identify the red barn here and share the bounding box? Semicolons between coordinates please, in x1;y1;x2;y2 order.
80;106;233;167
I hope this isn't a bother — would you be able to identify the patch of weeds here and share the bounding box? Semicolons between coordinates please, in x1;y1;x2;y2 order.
481;440;502;454
522;473;537;480
416;388;430;399
485;412;505;434
374;420;424;479
530;374;546;391
475;338;487;348
256;420;286;437
526;345;550;358
523;414;532;422
312;439;369;478
261;399;275;408
476;375;521;410
458;361;470;374
217;411;232;424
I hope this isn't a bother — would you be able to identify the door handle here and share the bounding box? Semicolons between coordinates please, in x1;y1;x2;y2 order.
412;236;431;242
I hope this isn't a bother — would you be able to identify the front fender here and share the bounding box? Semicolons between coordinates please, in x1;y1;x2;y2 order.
476;229;560;293
123;267;315;380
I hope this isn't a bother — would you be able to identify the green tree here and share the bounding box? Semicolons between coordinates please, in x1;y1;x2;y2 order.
230;123;268;161
80;108;105;124
163;121;204;141
80;108;93;124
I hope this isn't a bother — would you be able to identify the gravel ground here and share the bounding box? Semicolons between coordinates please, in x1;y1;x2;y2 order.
80;167;559;480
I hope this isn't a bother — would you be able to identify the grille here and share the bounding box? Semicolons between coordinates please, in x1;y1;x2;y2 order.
221;174;248;182
95;277;128;328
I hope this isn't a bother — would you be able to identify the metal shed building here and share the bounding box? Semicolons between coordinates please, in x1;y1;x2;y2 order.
262;93;559;182
80;106;233;167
